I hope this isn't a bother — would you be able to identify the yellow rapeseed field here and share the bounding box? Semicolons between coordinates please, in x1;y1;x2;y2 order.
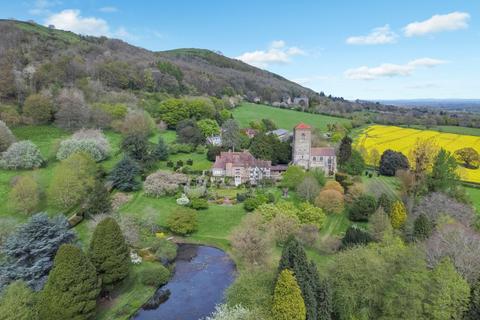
355;125;480;183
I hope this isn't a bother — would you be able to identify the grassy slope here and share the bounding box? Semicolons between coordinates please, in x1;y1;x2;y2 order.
232;103;351;130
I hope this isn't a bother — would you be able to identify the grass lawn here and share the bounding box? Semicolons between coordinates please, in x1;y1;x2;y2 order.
232;103;350;131
466;186;480;213
407;125;480;137
361;175;401;199
157;152;212;171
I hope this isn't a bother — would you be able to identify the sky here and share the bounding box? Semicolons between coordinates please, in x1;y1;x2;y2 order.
2;0;480;100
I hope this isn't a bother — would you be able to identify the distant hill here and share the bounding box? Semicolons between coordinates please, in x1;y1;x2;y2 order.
0;19;318;103
377;99;480;113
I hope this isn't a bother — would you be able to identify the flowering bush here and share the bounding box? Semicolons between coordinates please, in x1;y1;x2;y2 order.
144;170;188;197
57;129;110;162
0;140;44;169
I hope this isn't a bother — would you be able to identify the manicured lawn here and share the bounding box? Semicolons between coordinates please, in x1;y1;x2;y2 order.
158;152;212;171
361;175;401;199
232;103;351;131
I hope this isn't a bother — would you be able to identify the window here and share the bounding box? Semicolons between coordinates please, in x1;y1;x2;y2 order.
301;133;305;141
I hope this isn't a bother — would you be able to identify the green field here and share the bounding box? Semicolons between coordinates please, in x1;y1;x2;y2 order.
232;103;351;131
407;125;480;137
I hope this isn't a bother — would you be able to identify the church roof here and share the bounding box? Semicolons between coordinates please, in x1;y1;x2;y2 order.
295;122;311;130
311;147;336;157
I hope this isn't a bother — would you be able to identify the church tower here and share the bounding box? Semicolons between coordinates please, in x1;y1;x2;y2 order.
292;123;312;169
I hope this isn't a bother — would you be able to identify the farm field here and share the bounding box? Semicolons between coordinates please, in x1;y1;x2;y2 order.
356;125;480;183
232;103;351;130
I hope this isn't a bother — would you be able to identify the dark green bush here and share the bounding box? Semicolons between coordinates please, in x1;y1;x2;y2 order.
166;208;198;235
190;198;209;210
152;239;178;263
139;263;170;287
244;197;262;212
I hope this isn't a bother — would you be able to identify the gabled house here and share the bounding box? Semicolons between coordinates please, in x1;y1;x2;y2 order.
211;150;272;186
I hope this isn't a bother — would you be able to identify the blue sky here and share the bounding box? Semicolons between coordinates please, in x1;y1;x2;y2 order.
3;0;479;99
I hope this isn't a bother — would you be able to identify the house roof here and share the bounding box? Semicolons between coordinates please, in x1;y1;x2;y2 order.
310;147;336;157
268;129;290;136
213;150;271;169
295;122;311;130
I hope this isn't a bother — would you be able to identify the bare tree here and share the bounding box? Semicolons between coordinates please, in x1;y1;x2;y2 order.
425;222;480;284
54;88;91;130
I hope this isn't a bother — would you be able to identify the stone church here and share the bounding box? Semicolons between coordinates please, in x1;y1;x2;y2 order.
292;123;337;176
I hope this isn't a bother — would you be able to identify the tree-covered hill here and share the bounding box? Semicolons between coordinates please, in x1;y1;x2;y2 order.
0;19;318;103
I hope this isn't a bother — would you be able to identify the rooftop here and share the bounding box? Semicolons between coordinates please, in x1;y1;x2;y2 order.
311;147;336;157
295;122;311;130
213;150;271;169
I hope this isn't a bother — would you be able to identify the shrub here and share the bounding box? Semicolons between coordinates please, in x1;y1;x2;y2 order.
82;180;111;216
0;141;44;170
0;280;38;320
139;263;170;287
184;185;207;199
377;193;393;213
144;170;188;197
0;214;75;291
341;149;365;176
108;157;141;192
345;183;365;203
23;93;53;124
390;200;407;229
296;176;320;203
9;175;39;214
166;160;174;167
0;120;15;152
119;111;155;136
151;239;178;263
244;197;262;212
166;208;198;235
271;269;306;320
186;158;193;165
57;129;110;162
297;202;326;228
379;149;410;176
153;137;169;161
0;105;21;126
323;180;344;194
39;244;100;320
89;218;130;289
48;153;96;210
269;214;301;245
341;225;373;248
190;198;209;210
296;224;319;247
348;194;377;222
315;189;344;214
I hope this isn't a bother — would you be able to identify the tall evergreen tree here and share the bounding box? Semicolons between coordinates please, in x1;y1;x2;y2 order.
108;156;141;191
82;180;111;217
121;133;152;164
39;244;100;320
278;237;331;320
308;261;333;320
0;281;38;320
272;269;306;320
412;214;433;240
153;136;169;161
338;136;352;165
89;218;130;290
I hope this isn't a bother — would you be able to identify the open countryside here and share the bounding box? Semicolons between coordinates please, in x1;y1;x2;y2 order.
356;125;480;183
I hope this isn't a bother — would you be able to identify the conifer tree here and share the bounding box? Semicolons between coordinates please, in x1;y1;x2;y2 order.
466;277;480;320
39;244;100;320
153;136;169;161
82;180;111;217
338;136;352;165
108;156;140;191
89;217;130;290
377;193;393;213
413;214;433;240
272;269;306;320
390;200;407;229
0;281;38;320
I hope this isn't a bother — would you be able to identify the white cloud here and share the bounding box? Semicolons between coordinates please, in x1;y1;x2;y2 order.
346;25;398;45
345;58;447;80
45;9;110;36
99;6;118;13
404;12;470;37
236;40;305;68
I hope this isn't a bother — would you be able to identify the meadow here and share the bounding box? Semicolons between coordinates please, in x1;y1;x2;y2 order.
232;103;351;130
356;125;480;183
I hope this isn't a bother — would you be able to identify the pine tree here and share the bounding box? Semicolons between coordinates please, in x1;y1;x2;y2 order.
89;218;130;290
108;156;140;191
413;214;433;240
308;261;333;320
377;193;392;213
278;237;328;320
338;136;352;165
0;281;38;320
390;200;407;229
272;269;306;320
82;180;111;217
153;136;169;161
39;244;100;320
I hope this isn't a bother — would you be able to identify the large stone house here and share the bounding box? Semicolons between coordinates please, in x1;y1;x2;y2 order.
292;123;337;175
211;150;274;186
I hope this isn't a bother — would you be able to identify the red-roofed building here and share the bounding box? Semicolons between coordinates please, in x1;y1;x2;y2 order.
292;123;337;175
212;150;272;186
